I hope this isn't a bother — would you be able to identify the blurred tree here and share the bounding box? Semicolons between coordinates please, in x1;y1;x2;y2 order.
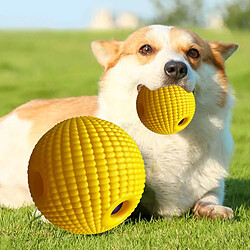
151;0;250;29
224;0;250;29
151;0;205;26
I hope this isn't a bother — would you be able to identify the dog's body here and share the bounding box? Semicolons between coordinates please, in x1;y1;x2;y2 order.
0;25;238;219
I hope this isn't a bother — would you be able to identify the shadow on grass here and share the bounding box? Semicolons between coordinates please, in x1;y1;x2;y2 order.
128;203;159;223
225;178;250;209
127;178;249;224
0;84;20;92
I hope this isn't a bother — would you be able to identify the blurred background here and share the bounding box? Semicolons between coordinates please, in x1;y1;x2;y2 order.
0;0;249;30
0;0;249;114
0;0;249;115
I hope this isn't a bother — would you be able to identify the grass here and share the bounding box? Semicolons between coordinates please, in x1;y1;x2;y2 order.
0;206;248;249
0;28;249;249
0;29;130;115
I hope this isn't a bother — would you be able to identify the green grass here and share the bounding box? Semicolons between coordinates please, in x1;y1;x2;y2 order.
0;206;248;249
0;28;249;249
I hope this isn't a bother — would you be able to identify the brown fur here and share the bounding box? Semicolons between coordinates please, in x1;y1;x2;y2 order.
121;26;160;65
170;27;205;70
92;27;160;70
16;96;98;144
170;27;238;106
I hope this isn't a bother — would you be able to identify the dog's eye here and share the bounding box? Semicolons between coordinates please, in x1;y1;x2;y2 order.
139;44;153;55
187;48;200;59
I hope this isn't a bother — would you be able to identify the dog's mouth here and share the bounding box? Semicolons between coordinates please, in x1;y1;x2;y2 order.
137;84;195;95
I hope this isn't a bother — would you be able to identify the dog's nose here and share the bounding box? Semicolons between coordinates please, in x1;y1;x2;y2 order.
164;61;187;80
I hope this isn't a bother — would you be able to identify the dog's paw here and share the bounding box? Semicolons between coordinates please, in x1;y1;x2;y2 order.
193;202;234;220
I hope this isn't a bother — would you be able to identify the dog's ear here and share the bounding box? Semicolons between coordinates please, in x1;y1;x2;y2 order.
209;41;238;61
91;40;123;70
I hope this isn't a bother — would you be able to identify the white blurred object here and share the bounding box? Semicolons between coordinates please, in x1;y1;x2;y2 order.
207;12;225;29
116;12;139;29
89;9;140;30
90;8;115;30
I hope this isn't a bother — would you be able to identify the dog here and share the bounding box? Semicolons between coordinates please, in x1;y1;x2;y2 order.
0;25;238;219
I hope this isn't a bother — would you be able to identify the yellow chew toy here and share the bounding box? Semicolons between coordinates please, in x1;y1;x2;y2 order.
28;116;145;235
136;85;196;135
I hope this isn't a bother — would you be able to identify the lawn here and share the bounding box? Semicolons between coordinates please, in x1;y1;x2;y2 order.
0;27;249;249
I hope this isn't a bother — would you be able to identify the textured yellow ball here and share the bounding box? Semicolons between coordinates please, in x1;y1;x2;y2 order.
136;85;196;134
28;116;145;234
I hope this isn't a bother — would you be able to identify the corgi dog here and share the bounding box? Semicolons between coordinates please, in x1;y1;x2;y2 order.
0;25;238;219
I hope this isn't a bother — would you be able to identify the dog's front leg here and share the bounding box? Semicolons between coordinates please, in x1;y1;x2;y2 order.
193;181;234;220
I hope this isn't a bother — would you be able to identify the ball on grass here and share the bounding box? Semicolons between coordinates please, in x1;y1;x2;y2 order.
28;116;145;234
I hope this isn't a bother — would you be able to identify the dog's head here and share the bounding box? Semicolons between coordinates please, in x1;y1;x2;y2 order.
92;25;238;124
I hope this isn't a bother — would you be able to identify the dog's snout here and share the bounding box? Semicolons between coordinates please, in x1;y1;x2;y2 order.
164;61;187;80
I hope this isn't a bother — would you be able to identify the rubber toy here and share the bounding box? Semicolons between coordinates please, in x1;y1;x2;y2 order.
28;116;145;234
136;85;196;135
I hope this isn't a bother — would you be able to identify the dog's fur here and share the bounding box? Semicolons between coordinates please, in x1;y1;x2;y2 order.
0;25;238;219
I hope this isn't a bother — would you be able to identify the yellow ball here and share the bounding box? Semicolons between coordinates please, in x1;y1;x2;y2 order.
28;116;145;234
136;85;196;134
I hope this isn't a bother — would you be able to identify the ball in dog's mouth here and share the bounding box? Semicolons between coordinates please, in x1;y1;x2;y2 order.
136;85;196;135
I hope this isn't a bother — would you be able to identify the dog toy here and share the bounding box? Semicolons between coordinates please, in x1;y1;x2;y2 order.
136;85;195;134
28;116;145;234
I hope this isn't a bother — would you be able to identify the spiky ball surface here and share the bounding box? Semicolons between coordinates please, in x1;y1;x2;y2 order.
136;86;196;134
28;116;145;234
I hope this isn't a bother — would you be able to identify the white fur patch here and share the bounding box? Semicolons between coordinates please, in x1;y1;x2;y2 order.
0;113;34;207
147;25;172;46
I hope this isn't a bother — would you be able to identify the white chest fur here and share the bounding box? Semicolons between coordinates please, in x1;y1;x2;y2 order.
0;114;34;207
